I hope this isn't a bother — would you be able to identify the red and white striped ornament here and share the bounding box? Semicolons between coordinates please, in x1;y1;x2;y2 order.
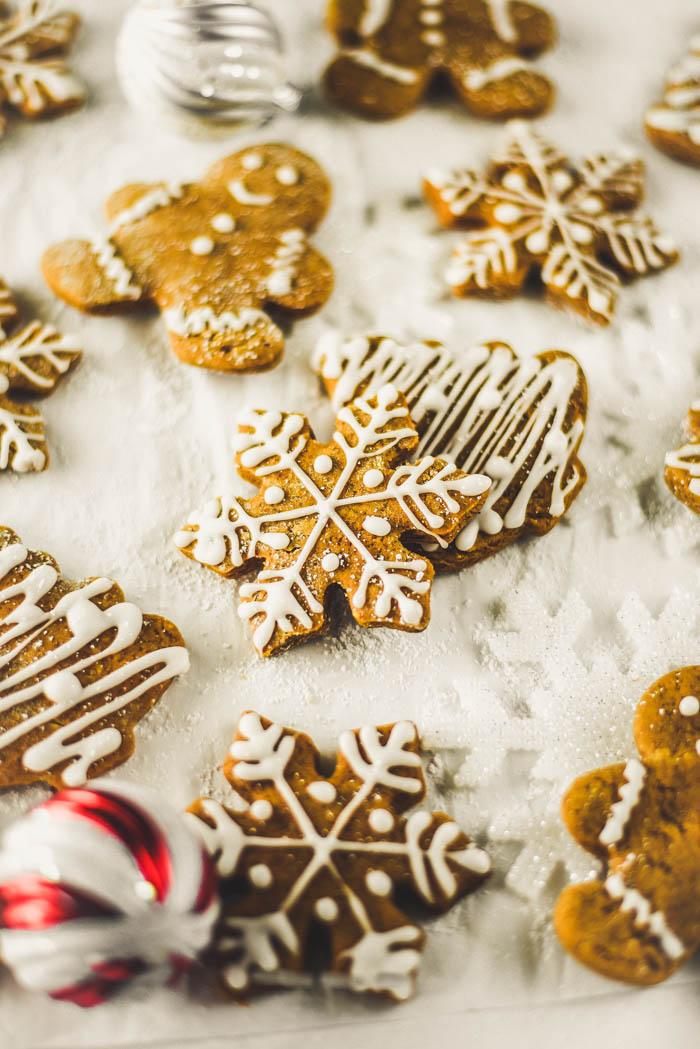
0;781;219;1006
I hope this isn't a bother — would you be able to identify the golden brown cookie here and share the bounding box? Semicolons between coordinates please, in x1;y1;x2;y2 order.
42;144;333;373
424;121;679;325
175;383;490;656
0;526;189;789
187;711;492;1000
554;666;700;986
323;0;555;120
0;278;81;473
316;333;587;568
645;34;700;167
665;402;700;514
0;2;84;142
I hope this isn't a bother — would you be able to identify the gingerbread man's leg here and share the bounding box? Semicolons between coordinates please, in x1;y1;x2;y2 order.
42;239;143;313
445;45;553;118
262;234;334;315
323;50;430;119
561;764;629;859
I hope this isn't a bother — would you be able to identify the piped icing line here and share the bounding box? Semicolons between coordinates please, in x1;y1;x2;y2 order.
0;540;189;786
265;229;307;297
316;335;584;551
599;759;646;846
360;0;393;36
0;319;81;391
338;48;420;85
228;179;274;206
604;873;685;960
90;239;142;301
109;182;184;234
485;0;517;42
0;397;45;472
665;441;700;498
164;304;268;339
0;283;15;330
645;38;700;147
464;56;533;91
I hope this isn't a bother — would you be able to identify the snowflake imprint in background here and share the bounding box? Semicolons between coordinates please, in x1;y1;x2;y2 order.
187;712;491;1000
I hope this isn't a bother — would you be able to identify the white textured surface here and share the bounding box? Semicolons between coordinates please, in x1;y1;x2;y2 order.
2;0;700;1045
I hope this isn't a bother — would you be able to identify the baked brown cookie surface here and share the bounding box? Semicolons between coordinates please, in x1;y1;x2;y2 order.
187;712;491;1000
645;34;700;167
555;667;700;986
42;144;333;373
316;333;587;568
665;402;700;514
175;383;490;655
0;526;189;789
324;0;555;120
424;121;678;325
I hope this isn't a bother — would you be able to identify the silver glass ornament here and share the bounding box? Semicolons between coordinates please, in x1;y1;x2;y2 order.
116;0;301;129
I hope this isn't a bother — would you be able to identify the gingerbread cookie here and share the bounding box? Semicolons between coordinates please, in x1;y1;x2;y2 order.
664;402;700;514
316;333;587;568
0;278;81;473
187;712;491;1000
645;34;700;166
42;144;333;373
424;121;678;325
0;527;189;789
323;0;555;120
555;666;700;985
175;384;490;656
0;2;84;142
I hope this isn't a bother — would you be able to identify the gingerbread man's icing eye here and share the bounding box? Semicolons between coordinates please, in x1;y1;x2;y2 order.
679;695;700;717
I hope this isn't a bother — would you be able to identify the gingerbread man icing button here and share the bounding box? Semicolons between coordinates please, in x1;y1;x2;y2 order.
41;144;334;374
555;666;700;986
323;0;555;120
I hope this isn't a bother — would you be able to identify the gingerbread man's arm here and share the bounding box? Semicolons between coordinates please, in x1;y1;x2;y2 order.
262;235;334;314
561;763;631;859
41;238;143;313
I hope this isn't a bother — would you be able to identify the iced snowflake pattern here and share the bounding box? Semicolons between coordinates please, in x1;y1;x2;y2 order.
175;383;490;656
187;712;491;1001
0;1;84;141
424;121;677;324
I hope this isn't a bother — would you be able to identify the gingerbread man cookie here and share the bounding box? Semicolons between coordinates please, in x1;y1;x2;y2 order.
42;144;333;373
324;0;555;120
0;1;84;143
665;402;700;514
0;278;81;472
316;333;587;568
175;383;490;656
424;122;678;325
645;34;700;167
0;526;189;789
187;712;491;1000
555;666;700;986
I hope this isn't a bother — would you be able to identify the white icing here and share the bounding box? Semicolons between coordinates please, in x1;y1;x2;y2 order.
228;178;274;206
464;57;531;91
359;0;393;36
666;434;700;497
249;799;273;820
340;48;420;85
275;165;298;186
264;485;285;505
164;304;267;338
0;781;218;996
313;453;333;474
0;318;81;391
646;37;700;149
0;399;45;472
679;695;699;716
321;553;340;573
190;235;214;256
604;873;685;960
177;384;477;653
90;239;142;301
485;0;517;42
242;152;263;170
0;540;189;785
421;29;445;47
249;863;273;888
369;808;394;833
362;515;391;537
109;183;183;233
266;229;306;298
307;781;337;804
189;715;490;998
363;468;384;488
211;213;236;233
599;759;646;846
317;336;584;552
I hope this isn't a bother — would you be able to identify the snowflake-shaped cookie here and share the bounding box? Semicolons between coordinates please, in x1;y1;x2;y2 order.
0;1;84;142
42;144;333;374
0;526;189;789
175;384;490;656
324;0;555;120
424;121;678;325
645;33;700;167
187;712;492;1000
0;278;81;472
665;401;700;514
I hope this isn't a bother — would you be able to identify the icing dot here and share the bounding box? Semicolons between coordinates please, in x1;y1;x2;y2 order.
43;670;83;703
249;863;272;888
249;799;273;820
369;808;394;833
211;213;235;233
315;897;338;922
321;553;340;573
314;454;333;474
362;515;391;537
420;8;443;23
552;169;573;193
525;229;549;254
264;485;285;505
362;468;384;489
242;152;263;170
571;222;593;244
225;964;248;990
307;781;336;804
579;195;603;215
503;171;527;192
275;165;299;185
190;236;214;256
421;29;445;45
494;203;522;225
696;740;700;757
365;869;392;896
679;695;700;717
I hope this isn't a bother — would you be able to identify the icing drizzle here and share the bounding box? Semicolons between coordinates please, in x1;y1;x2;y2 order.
646;35;700;150
265;229;307;297
91;239;142;301
599;759;646;846
164;304;267;338
604;873;685;960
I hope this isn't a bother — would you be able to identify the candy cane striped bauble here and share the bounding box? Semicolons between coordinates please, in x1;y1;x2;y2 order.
0;782;219;1006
